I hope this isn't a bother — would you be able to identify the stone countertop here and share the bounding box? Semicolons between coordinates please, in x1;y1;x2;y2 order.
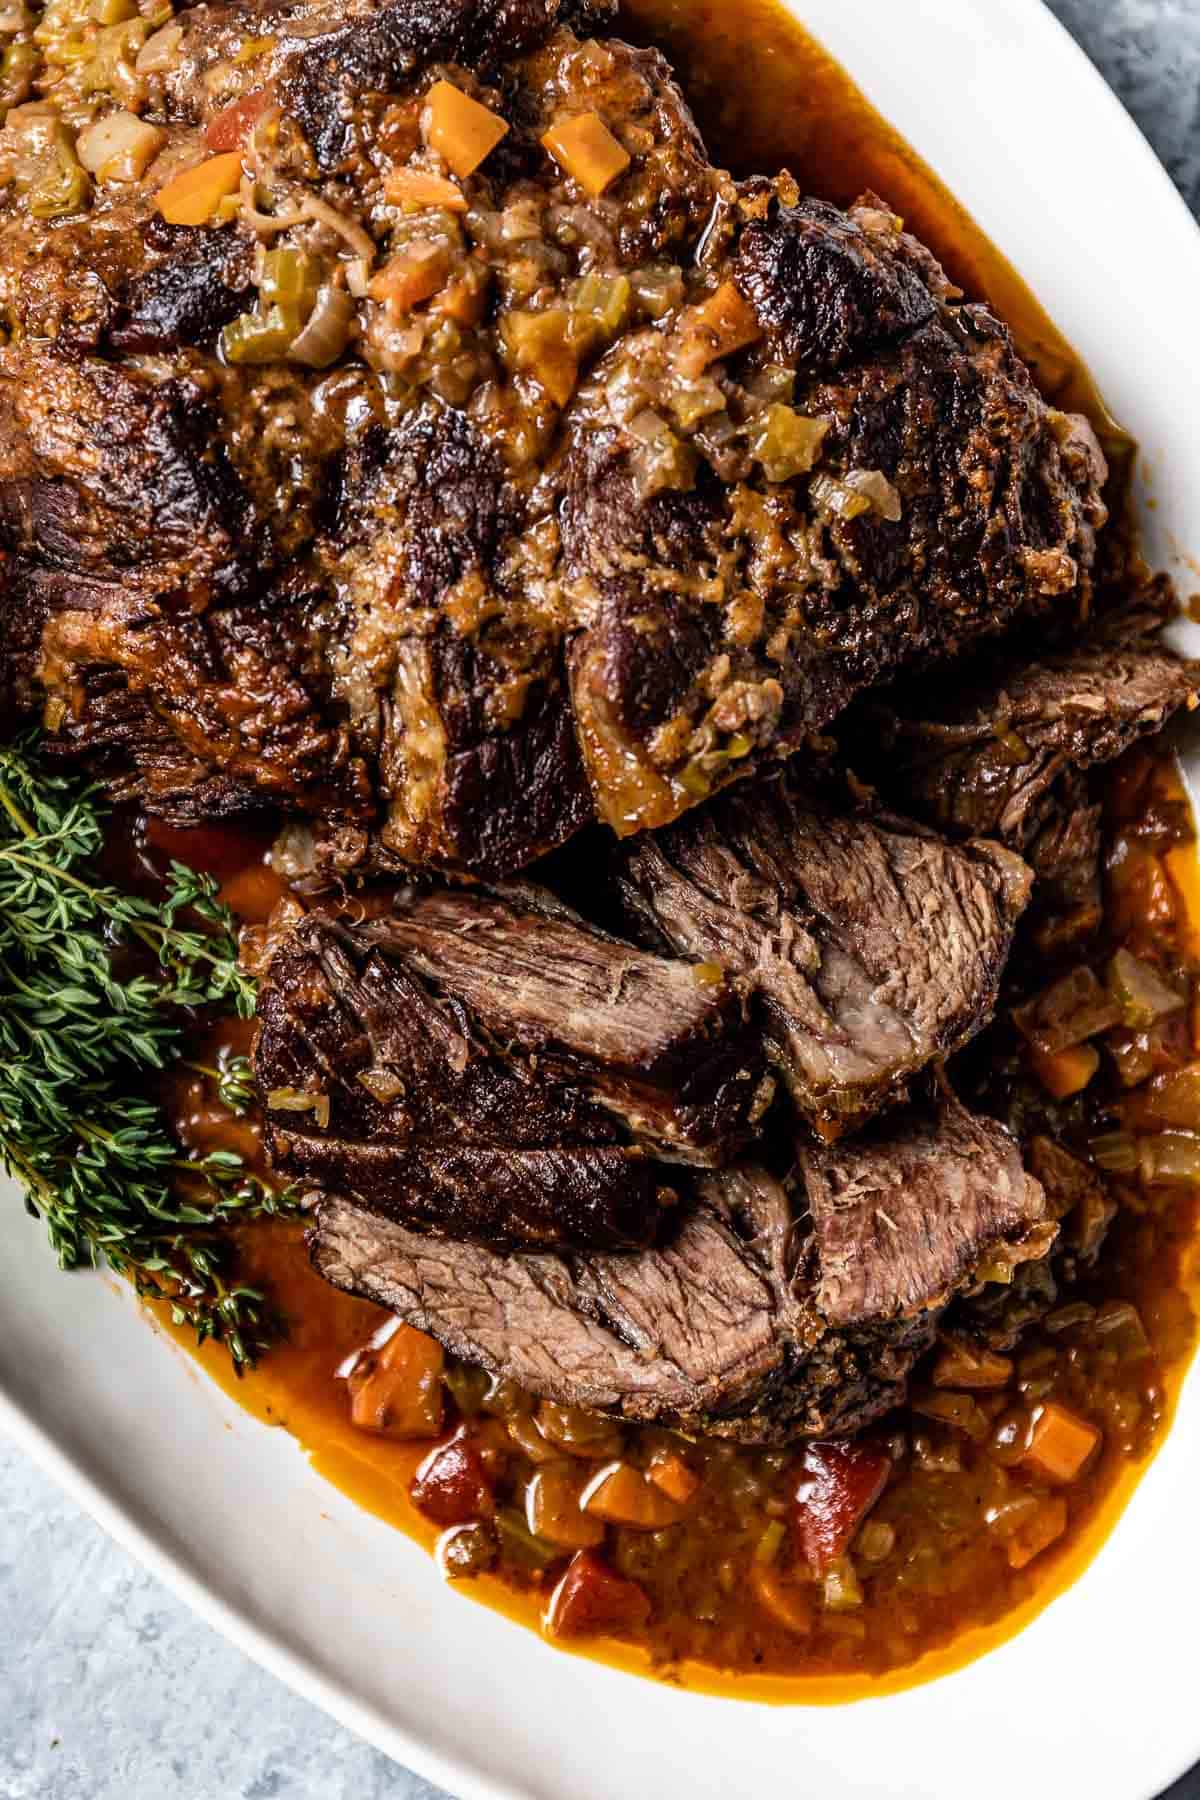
4;4;1200;1797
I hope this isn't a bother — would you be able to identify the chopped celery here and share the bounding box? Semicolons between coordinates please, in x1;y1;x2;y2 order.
569;272;632;340
259;246;323;314
28;131;90;218
221;303;301;366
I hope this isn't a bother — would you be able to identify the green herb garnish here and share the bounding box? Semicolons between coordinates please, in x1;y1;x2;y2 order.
0;734;298;1368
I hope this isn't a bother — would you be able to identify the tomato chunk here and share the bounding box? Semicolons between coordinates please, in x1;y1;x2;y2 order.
790;1439;891;1574
205;86;272;151
543;1550;651;1639
411;1431;494;1526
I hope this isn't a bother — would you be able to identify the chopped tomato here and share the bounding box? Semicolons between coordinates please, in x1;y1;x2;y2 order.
346;1324;445;1440
205;86;273;151
791;1439;891;1574
543;1550;651;1639
410;1431;494;1526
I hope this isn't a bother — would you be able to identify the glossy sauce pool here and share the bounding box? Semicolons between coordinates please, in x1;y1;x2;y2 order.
143;0;1196;1702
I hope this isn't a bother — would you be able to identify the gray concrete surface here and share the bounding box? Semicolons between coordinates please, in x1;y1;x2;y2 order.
4;2;1200;1795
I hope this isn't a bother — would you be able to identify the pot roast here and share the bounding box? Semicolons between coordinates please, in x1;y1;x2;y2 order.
1;0;1108;873
4;0;1193;1449
309;1098;1052;1443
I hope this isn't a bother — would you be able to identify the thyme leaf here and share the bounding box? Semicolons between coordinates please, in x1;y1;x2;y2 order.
0;735;297;1368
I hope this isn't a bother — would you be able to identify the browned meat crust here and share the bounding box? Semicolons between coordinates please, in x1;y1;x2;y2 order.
0;0;1107;872
253;889;769;1247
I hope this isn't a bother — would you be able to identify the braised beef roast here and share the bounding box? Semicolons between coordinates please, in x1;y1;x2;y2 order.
5;0;1190;1449
617;774;1032;1134
253;889;769;1248
309;1099;1052;1442
1;0;1108;871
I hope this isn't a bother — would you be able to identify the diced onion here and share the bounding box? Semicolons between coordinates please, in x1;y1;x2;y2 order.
1105;946;1184;1029
842;467;903;521
289;283;355;367
357;1066;406;1104
77;107;164;180
266;1087;331;1128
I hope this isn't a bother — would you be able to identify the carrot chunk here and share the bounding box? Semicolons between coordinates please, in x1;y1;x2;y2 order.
582;1461;685;1529
541;110;630;197
156;151;243;225
370;242;452;314
543;1549;651;1639
346;1324;444;1440
1031;1042;1100;1100
525;1466;605;1549
1022;1402;1101;1483
424;79;508;177
411;1431;494;1525
647;1450;700;1506
385;166;468;211
676;279;761;376
791;1439;891;1574
749;1561;812;1636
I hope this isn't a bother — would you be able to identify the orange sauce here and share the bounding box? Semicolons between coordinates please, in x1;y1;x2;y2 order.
134;0;1191;1703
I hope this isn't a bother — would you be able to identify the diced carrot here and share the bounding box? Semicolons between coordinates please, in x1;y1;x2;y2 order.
543;1549;651;1639
676;279;761;376
931;1336;1013;1391
346;1324;445;1440
582;1461;685;1529
385;165;468;211
1007;1496;1069;1570
424;78;508;177
541;110;630;197
647;1450;700;1506
156;151;244;225
411;1431;494;1525
749;1561;812;1636
1031;1041;1100;1100
525;1466;605;1549
430;263;490;326
205;86;272;151
1022;1402;1101;1484
791;1440;891;1574
369;242;451;314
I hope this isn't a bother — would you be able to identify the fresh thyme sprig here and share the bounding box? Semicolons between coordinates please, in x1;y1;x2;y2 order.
0;735;298;1368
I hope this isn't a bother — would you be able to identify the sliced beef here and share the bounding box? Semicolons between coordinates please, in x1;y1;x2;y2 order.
254;891;768;1247
617;775;1031;1135
863;634;1199;934
309;1100;1052;1443
2;0;1107;872
872;639;1200;847
561;194;1109;835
